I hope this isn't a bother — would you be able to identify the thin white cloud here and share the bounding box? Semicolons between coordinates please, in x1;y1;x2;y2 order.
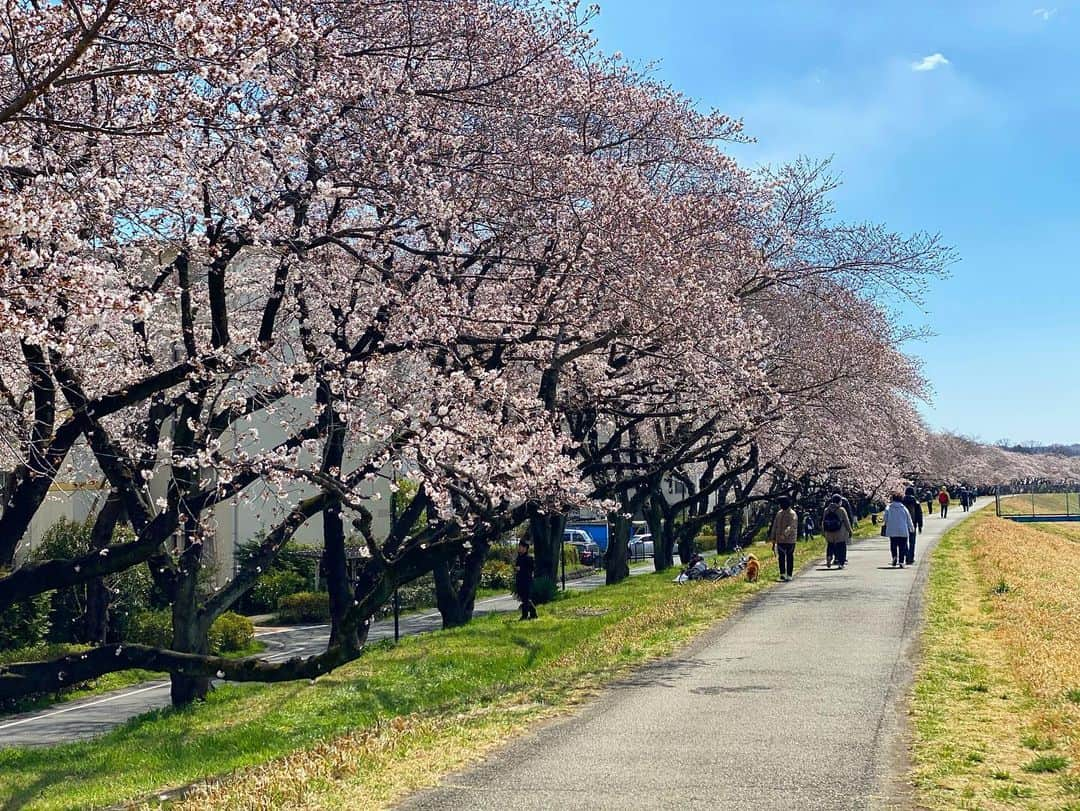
1033;7;1058;21
912;53;950;72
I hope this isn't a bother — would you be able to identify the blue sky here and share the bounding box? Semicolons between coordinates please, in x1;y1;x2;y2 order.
592;1;1080;445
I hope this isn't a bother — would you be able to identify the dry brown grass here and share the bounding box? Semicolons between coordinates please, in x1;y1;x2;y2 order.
912;513;1080;810
160;701;550;810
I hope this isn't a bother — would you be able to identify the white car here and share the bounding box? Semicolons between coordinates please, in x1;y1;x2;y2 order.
628;533;654;559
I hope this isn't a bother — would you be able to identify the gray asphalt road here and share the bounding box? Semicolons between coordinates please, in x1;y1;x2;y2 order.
399;504;986;811
0;563;650;749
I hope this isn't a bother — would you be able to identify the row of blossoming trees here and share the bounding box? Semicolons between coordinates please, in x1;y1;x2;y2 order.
0;0;970;706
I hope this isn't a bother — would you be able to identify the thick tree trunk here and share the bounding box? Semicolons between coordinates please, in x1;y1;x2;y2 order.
324;501;358;650
170;581;211;706
84;492;124;644
605;511;631;585
713;515;725;556
646;497;674;572
725;509;742;554
432;537;488;629
528;508;564;584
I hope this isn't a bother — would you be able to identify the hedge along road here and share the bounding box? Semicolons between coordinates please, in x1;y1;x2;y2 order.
400;502;991;811
0;563;654;749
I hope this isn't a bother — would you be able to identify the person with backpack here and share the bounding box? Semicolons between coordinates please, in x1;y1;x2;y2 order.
769;496;799;582
884;493;916;568
937;487;950;518
902;486;924;565
822;495;853;569
833;492;857;528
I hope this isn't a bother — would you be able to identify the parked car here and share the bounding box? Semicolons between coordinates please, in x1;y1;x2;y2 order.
563;529;592;546
628;533;654;560
569;540;601;567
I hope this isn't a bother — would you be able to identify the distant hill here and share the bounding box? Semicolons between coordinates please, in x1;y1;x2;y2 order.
999;443;1080;457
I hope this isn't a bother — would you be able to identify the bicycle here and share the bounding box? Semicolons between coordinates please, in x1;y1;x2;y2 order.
673;547;749;583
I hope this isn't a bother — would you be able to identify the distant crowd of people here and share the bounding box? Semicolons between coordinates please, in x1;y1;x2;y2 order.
768;485;977;582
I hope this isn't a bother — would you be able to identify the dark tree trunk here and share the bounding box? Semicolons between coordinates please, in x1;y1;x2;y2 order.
646;496;674;571
432;536;489;629
170;564;210;706
324;501;358;650
528;508;565;584
725;509;742;554
713;514;725;556
319;377;358;651
84;491;124;644
605;511;631;585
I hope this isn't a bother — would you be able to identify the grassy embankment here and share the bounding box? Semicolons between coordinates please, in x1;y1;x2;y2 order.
913;511;1080;809
0;533;839;810
0;641;267;719
997;493;1080;516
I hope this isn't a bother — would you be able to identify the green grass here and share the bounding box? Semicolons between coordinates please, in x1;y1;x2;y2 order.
0;641;266;719
1023;755;1070;774
0;538;826;810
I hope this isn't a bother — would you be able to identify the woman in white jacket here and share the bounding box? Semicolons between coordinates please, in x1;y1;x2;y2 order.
883;493;916;568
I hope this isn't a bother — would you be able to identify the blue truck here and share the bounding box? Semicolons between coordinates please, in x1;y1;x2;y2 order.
565;521;609;552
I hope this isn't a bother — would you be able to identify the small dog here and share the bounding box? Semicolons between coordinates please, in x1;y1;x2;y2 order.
745;554;760;582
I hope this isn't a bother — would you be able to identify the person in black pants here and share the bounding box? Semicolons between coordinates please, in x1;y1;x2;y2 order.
769;496;799;581
515;541;538;620
902;486;923;565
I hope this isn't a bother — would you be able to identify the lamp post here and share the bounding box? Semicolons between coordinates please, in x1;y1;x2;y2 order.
391;475;400;642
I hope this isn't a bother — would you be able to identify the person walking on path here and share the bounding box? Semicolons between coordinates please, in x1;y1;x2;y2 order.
802;512;815;541
924;491;934;516
769;496;799;581
834;492;858;528
959;489;971;512
515;541;538;620
937;487;950;518
884;493;916;568
822;495;853;569
902;486;924;565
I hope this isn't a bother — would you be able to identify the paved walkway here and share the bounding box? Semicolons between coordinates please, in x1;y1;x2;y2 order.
400;503;986;811
0;564;651;748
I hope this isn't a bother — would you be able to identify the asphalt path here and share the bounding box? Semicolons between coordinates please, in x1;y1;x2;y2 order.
400;503;987;811
0;562;652;749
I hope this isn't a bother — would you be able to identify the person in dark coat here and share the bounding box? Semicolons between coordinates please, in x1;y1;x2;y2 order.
515;541;538;620
902;486;924;565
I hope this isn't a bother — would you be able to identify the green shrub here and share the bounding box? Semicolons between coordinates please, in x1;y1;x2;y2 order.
108;562;155;642
34;519;91;643
30;520;156;644
248;569;308;614
480;560;514;590
485;544;517;565
0;588;50;651
277;592;331;623
0;642;86;666
561;545;579;568
209;612;254;653
532;576;558;605
126;609;172;649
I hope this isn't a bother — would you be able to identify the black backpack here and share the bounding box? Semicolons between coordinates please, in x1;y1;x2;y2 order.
822;509;842;533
